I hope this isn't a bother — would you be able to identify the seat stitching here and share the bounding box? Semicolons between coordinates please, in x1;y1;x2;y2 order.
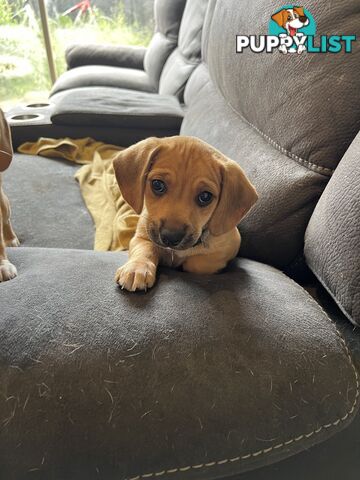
203;66;334;177
222;98;334;177
126;278;359;480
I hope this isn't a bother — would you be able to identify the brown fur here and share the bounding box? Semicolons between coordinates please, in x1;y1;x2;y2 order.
113;136;258;292
0;110;19;282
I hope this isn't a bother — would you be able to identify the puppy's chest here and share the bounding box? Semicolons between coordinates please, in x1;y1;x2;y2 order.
158;244;206;268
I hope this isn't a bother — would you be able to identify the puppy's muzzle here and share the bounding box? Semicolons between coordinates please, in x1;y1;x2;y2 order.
160;228;187;248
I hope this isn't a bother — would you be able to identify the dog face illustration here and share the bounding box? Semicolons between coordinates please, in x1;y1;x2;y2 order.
271;6;309;36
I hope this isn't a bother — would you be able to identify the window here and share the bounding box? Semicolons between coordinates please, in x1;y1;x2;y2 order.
0;0;154;110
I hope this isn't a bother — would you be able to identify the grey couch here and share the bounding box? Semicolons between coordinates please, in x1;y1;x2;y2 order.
7;0;208;148
1;0;360;479
52;0;187;96
51;0;208;101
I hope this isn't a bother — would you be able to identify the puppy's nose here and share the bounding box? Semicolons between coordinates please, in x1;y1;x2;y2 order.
299;15;307;22
160;229;186;247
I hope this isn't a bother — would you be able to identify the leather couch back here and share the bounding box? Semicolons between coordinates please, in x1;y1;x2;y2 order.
181;0;360;268
158;0;209;100
144;0;186;90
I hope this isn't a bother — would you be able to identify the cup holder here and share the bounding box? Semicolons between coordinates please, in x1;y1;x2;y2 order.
26;103;50;108
11;114;42;121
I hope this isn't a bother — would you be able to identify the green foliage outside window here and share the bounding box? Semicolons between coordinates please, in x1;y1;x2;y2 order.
0;0;154;109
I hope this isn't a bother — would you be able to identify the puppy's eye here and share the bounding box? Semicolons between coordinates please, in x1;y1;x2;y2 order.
197;191;213;207
151;179;167;195
288;15;292;20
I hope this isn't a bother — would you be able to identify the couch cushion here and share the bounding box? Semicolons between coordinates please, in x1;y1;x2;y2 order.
3;154;94;249
159;0;208;100
305;131;360;326
229;288;360;480
206;0;360;171
1;247;358;479
182;66;328;268
144;32;179;90
144;0;187;89
51;87;184;130
50;65;155;96
65;44;147;70
181;0;360;269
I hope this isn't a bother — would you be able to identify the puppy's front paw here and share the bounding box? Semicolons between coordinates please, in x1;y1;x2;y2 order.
6;237;20;247
0;260;17;282
115;261;156;292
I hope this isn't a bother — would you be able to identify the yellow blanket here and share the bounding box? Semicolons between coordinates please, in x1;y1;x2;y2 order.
18;137;138;251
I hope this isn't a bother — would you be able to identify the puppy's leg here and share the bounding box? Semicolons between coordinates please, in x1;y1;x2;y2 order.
115;236;159;292
1;188;19;247
0;222;17;282
182;252;229;275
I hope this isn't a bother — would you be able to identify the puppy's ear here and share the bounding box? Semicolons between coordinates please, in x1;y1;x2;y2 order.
113;138;161;214
271;9;287;27
208;155;258;236
0;109;13;172
293;6;305;17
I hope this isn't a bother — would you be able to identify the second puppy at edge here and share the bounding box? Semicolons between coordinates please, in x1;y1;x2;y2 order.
113;136;258;292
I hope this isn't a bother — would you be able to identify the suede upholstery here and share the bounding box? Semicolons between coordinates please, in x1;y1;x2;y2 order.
45;0;209;150
66;44;147;70
2;152;360;479
51;87;184;130
181;0;360;268
0;247;358;480
51;0;186;96
144;0;186;89
51;0;207;101
228;285;360;480
158;0;209;100
2;0;360;478
7;103;181;149
3;155;94;250
51;65;155;96
305;132;360;327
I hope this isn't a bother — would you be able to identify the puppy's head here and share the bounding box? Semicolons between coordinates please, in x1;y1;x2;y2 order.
113;136;258;250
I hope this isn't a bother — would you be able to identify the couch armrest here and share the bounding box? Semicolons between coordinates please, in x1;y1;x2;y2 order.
65;43;147;70
1;248;358;479
51;86;184;131
305;131;360;326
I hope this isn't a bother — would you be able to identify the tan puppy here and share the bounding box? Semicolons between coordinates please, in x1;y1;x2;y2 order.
113;136;258;292
0;109;19;282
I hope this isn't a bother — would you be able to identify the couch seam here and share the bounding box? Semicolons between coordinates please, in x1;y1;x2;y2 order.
168;47;201;67
126;274;359;480
305;261;358;327
203;68;334;177
224;98;333;177
155;30;179;43
241;114;333;177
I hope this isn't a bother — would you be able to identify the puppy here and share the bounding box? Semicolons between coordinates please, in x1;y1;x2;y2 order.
113;136;258;292
271;7;309;37
0;109;19;282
